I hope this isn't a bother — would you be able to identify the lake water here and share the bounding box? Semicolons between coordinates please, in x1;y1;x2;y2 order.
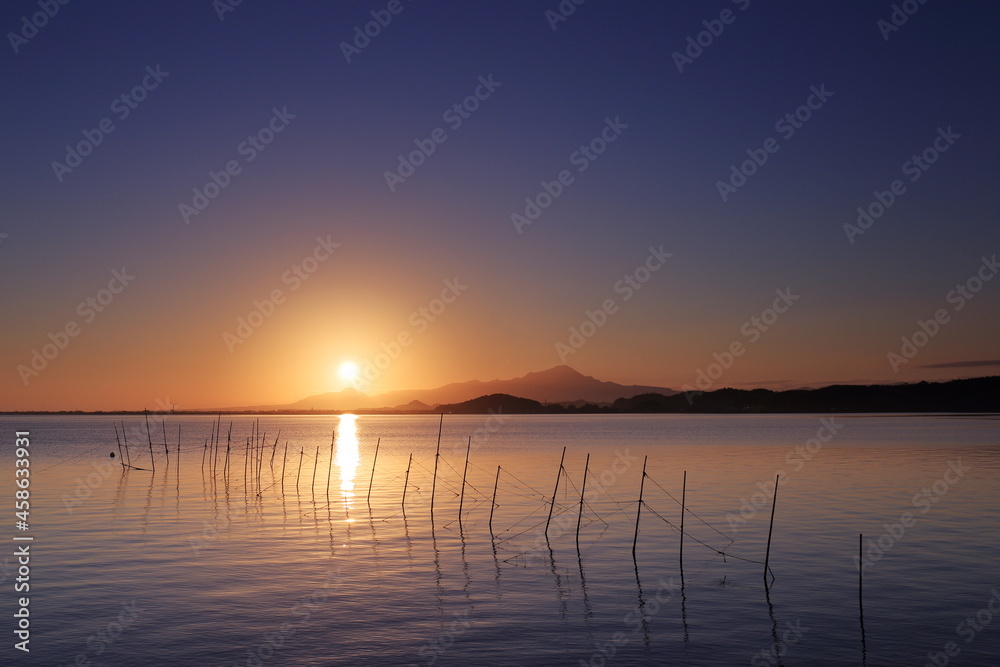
2;413;998;666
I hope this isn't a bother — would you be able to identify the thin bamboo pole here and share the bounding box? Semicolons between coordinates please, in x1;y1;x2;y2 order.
270;431;281;466
401;453;413;511
576;453;590;548
144;410;155;472
458;436;471;526
121;423;131;468
764;474;779;582
326;432;334;498
296;448;304;489
212;418;221;474
631;456;648;559
311;446;320;492
544;446;567;540
489;465;501;536
113;423;125;469
679;470;687;569
281;442;288;492
367;438;381;504
430;414;443;517
256;430;265;484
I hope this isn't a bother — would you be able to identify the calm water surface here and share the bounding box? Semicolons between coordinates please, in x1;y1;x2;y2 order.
1;413;998;666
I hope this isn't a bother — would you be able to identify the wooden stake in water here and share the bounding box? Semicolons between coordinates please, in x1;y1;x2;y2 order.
256;430;265;484
544;446;567;540
576;453;590;549
281;442;288;492
326;432;334;498
430;414;443;517
120;423;132;468
367;438;381;504
161;419;168;456
489;465;501;536
177;425;181;464
458;436;471;527
679;470;687;570
270;431;280;467
113;423;125;469
144;410;155;472
119;423;132;469
311;446;320;492
401;453;413;511
212;420;221;474
631;456;648;559
296;448;304;489
764;474;779;582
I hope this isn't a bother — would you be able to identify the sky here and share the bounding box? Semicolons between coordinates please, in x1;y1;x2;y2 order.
2;0;999;411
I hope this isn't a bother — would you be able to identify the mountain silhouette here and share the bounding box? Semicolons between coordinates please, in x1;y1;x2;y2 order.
281;365;676;411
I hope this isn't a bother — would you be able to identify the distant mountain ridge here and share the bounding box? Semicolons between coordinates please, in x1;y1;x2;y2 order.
416;375;1000;414
280;365;677;412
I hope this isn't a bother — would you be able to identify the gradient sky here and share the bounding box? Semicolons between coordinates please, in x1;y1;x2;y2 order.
2;1;999;410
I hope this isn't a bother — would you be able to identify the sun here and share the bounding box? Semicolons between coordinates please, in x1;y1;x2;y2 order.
338;361;359;383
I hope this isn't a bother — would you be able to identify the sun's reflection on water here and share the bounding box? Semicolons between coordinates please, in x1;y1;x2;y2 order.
336;414;361;512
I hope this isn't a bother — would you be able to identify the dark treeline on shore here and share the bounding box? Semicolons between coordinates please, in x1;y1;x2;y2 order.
437;376;1000;414
7;376;998;416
